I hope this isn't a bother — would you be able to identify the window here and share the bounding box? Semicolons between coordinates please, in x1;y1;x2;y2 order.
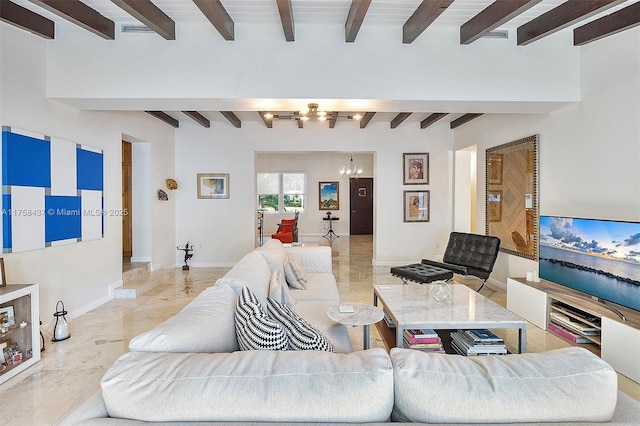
257;172;306;213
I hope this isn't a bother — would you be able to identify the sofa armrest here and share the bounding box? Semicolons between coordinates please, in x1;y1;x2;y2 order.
59;390;108;425
286;246;332;274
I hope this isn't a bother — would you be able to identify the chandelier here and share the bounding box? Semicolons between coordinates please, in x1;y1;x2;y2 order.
263;103;362;123
340;155;363;179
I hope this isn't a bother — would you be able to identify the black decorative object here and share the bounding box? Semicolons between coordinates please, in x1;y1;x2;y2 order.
52;301;70;342
177;242;194;270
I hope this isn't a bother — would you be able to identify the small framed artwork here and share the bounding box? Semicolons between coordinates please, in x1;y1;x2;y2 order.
197;173;229;199
319;181;339;210
403;153;429;185
0;258;5;287
488;190;502;222
404;190;430;222
487;153;503;185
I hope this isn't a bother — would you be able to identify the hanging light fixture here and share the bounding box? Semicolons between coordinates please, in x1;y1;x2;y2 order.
263;103;362;124
340;154;363;179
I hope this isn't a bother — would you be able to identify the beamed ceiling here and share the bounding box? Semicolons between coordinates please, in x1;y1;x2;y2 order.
2;0;640;129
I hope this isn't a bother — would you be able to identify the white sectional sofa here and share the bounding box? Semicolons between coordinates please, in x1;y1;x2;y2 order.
62;240;640;425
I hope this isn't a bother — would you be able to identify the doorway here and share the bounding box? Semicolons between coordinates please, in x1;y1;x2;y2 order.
349;178;373;235
122;141;132;258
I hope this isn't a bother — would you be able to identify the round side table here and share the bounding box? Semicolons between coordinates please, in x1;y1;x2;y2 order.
326;303;384;350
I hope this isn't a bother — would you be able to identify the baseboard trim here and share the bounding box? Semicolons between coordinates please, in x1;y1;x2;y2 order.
130;256;151;263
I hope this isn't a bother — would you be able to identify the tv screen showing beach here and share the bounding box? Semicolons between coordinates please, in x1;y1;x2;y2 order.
539;216;640;312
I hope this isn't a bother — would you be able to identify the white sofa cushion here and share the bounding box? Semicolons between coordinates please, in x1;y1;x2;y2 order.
257;240;287;273
235;287;288;351
100;349;394;423
266;298;334;352
295;300;353;354
215;251;271;308
289;272;341;302
128;284;238;353
391;346;618;424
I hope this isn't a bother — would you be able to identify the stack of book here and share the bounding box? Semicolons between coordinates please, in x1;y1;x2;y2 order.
450;329;507;356
402;329;445;353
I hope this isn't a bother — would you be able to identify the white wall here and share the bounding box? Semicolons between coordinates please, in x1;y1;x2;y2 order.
174;119;454;267
0;24;176;322
45;21;579;113
453;28;640;286
131;143;152;263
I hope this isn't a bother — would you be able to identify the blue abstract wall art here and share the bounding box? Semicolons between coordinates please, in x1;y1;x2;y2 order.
2;126;104;253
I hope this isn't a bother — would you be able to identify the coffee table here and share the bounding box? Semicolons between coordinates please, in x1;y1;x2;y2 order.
327;303;384;350
373;284;527;353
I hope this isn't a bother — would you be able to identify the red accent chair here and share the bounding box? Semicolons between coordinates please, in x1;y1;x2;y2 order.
271;212;299;244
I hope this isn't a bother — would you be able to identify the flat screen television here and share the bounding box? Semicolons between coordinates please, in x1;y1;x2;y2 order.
539;215;640;313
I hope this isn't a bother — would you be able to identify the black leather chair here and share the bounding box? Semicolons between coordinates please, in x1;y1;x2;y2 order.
391;232;501;292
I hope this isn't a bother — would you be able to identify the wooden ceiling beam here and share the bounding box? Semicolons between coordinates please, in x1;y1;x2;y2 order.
182;111;210;128
420;113;448;129
111;0;175;40
345;0;372;42
403;0;453;44
276;0;294;42
517;0;624;46
574;1;640;46
220;111;241;128
460;0;541;45
146;111;179;128
391;113;411;129
192;0;234;41
28;0;114;39
0;0;54;39
258;112;273;128
360;112;375;129
450;113;483;129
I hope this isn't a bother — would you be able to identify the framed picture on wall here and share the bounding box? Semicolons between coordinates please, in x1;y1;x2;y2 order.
403;190;430;222
197;173;229;199
403;153;429;185
319;181;339;210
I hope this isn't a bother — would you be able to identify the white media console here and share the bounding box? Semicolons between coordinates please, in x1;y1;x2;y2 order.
507;277;640;383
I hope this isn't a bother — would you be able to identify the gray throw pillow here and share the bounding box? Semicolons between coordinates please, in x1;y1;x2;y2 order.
283;254;307;289
267;297;334;352
235;287;288;351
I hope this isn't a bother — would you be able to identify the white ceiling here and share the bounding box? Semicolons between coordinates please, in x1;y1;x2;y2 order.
13;0;636;31
9;0;640;126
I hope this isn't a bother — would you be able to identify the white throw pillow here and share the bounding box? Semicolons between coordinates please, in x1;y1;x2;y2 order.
128;284;239;353
283;254;307;289
235;287;288;351
267;298;334;352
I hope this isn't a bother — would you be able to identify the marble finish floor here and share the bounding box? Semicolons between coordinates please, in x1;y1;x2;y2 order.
0;235;638;424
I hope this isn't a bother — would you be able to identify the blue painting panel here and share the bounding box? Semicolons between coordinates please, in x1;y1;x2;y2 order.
2;130;51;187
2;194;11;251
45;196;81;242
77;148;103;191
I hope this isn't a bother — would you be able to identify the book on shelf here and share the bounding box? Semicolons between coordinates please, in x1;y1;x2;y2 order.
403;329;440;344
410;346;446;354
403;338;443;349
383;311;396;328
463;329;504;344
549;312;600;335
450;330;506;356
547;322;592;344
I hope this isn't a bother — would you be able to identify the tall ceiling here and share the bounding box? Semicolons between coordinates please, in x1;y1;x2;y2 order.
2;0;639;129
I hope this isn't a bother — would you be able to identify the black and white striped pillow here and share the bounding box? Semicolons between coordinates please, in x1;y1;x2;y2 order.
267;298;335;352
235;287;289;351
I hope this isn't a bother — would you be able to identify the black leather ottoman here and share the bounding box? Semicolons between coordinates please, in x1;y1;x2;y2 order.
390;263;453;284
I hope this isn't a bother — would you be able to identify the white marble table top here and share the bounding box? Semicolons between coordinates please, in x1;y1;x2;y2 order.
373;283;526;328
326;303;384;326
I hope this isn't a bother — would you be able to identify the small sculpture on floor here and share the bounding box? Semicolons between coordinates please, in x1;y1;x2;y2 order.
177;241;194;270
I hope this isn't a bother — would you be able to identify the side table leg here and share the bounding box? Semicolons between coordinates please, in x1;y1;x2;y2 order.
363;325;371;350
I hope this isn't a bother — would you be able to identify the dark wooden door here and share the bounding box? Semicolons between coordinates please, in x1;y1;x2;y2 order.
122;141;132;258
350;178;373;235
